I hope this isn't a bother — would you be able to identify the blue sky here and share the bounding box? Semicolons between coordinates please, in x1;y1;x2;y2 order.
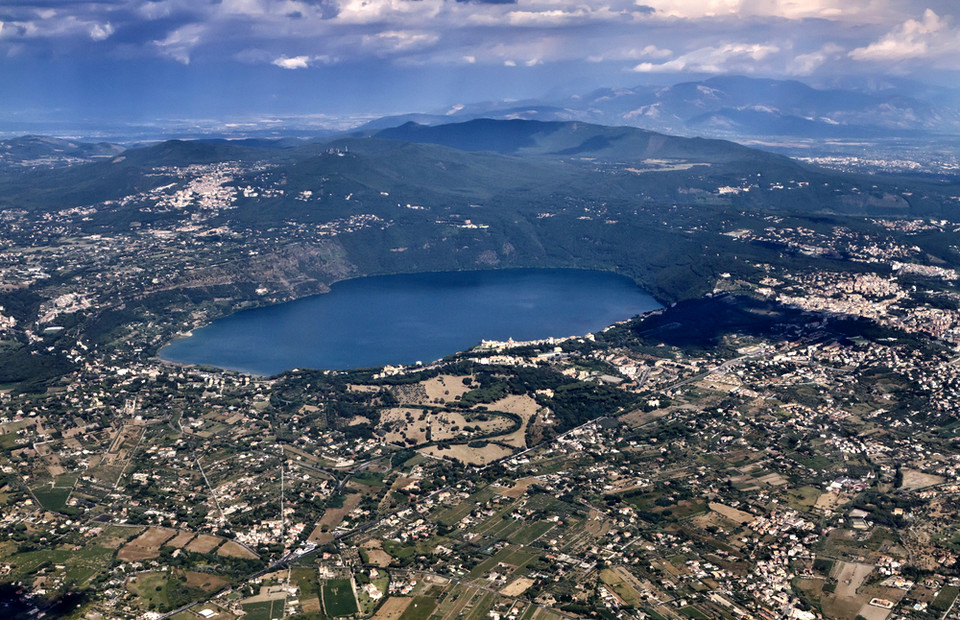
2;0;960;132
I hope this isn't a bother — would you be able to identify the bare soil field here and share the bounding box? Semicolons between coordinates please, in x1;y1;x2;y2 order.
900;469;945;490
373;597;413;620
832;561;875;600
184;571;230;592
359;539;394;567
483;395;542;449
500;577;535;597
709;502;754;524
117;527;177;561
379;408;508;446
420;442;513;466
166;531;196;548
309;492;362;544
217;540;258;559
185;534;223;554
423;375;472;403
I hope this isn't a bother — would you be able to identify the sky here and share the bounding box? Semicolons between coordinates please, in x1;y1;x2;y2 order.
2;0;960;133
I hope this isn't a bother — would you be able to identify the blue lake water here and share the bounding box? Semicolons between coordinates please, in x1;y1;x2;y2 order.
158;268;662;375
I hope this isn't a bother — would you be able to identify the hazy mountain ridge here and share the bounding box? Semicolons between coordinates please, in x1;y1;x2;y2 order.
360;76;960;144
0;135;125;171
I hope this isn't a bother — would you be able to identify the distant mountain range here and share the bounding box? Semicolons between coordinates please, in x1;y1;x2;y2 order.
359;76;960;142
0;135;124;171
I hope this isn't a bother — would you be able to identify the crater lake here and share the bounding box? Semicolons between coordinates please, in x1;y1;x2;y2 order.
158;268;662;375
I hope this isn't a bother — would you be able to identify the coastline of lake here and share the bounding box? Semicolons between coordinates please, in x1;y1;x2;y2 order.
158;268;662;376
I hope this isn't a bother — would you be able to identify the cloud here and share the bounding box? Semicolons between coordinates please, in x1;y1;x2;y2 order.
89;22;114;41
272;54;310;69
0;0;957;85
361;30;440;54
152;23;205;64
633;42;779;73
849;9;953;61
789;43;843;75
644;0;898;21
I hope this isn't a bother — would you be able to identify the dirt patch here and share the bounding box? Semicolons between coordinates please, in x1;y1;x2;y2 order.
365;549;394;567
117;527;176;561
373;596;413;620
309;492;363;544
833;561;875;600
166;531;196;548
359;539;394;566
379;408;509;446
709;502;754;524
185;534;223;554
420;442;513;466
301;596;322;613
423;375;472;403
184;571;230;592
217;540;259;559
500;577;535;597
815;490;852;511
900;469;945;491
492;477;539;499
484;395;542;449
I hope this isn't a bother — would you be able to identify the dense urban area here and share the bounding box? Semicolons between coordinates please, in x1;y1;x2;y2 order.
2;122;960;620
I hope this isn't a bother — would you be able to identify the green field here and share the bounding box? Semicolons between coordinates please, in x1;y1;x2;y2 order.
128;571;206;613
435;487;494;526
398;596;437;620
509;520;556;545
241;599;285;620
932;585;960;612
322;578;359;617
31;475;77;511
292;567;320;601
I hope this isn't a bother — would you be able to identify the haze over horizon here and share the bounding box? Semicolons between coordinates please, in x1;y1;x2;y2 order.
3;0;960;135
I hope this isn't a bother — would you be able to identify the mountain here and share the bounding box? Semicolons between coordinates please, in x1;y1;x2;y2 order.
562;76;960;139
3;118;952;229
0;135;124;171
361;77;960;144
373;118;783;164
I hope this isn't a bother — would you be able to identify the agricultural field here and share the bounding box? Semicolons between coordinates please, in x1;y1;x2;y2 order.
118;527;177;561
322;577;359;617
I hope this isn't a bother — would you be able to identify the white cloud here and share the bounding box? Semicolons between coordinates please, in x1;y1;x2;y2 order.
645;0;897;21
639;44;673;59
89;22;114;42
633;42;779;73
153;23;205;64
272;54;310;69
849;9;952;61
788;43;842;74
361;30;439;54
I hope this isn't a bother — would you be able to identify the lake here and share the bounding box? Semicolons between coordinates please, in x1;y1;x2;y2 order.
158;268;661;375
